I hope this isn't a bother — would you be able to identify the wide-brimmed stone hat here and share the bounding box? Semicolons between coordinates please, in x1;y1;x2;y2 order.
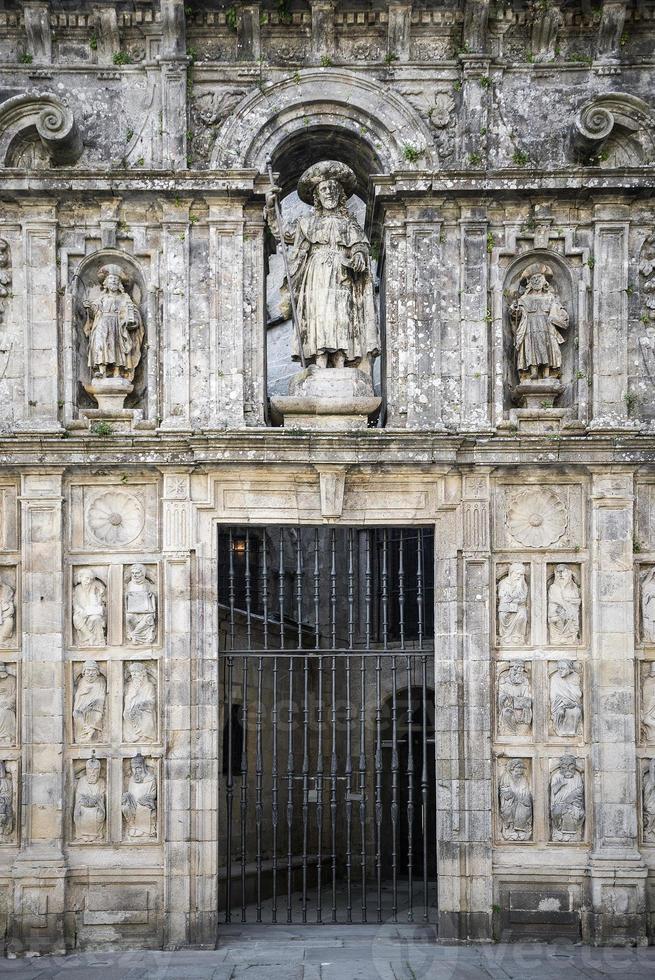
297;160;357;204
97;262;129;284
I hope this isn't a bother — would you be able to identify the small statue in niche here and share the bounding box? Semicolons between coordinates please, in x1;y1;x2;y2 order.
642;661;655;742
643;758;655;842
550;754;585;842
0;761;13;840
122;753;157;840
73;660;107;743
0;664;16;746
549;660;583;737
72;569;107;647
0;578;15;644
73;754;106;843
83;264;144;382
547;565;581;645
497;563;529;645
497;662;533;735
125;564;157;646
641;567;655;643
498;758;533;841
509;264;569;382
265;160;379;373
123;661;157;743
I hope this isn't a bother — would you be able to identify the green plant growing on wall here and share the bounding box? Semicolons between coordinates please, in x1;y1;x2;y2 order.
277;0;292;24
384;52;399;65
453;80;462;92
486;232;495;253
113;51;132;65
89;34;98;51
403;144;423;163
225;5;238;31
187;45;198;63
18;52;33;64
320;55;333;67
469;152;482;165
91;421;113;437
624;390;636;415
479;75;492;89
512;149;529;166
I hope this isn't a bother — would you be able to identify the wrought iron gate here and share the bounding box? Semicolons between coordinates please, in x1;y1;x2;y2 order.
218;525;436;925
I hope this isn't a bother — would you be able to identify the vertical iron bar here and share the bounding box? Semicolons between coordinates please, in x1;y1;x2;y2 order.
271;651;279;923
330;529;338;923
278;527;285;652
287;648;294;924
302;545;310;921
315;530;324;923
240;536;249;922
361;531;371;923
374;640;383;924
314;528;320;651
400;531;414;922
345;529;354;922
418;528;429;922
255;649;263;923
391;643;399;924
225;529;235;923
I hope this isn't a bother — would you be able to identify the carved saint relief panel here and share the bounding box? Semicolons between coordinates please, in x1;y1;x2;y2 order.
497;757;533;842
497;662;533;736
643;758;655;843
547;564;581;645
0;663;16;746
497;563;530;646
72;755;107;844
122;662;157;744
72;567;107;648
0;759;17;845
548;661;583;737
0;568;16;647
549;755;586;842
122;754;158;841
641;661;655;743
72;661;107;744
640;566;655;644
124;564;157;646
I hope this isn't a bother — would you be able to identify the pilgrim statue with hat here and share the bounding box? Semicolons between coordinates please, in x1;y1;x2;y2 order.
81;262;145;412
509;263;569;384
266;160;379;374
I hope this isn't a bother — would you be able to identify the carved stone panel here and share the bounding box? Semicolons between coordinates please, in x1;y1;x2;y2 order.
0;663;17;747
0;486;18;553
121;754;158;842
497;662;533;736
70;484;158;553
71;566;108;649
496;563;531;646
642;758;655;844
639;565;655;645
497;757;533;843
123;564;158;647
641;661;655;743
0;759;17;845
71;755;107;844
72;661;108;744
0;566;17;648
122;661;158;744
548;661;583;738
549;755;586;843
546;564;582;646
494;484;583;552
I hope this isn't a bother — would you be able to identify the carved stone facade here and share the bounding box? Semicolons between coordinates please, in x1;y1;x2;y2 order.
0;0;654;957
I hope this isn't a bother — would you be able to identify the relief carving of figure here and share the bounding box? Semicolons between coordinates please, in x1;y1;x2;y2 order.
83;264;144;382
642;662;655;742
122;753;157;839
498;663;533;735
497;563;529;644
266;160;379;372
0;579;15;644
549;660;583;737
123;662;157;743
641;567;655;643
73;661;107;743
550;755;585;842
498;758;533;841
643;758;655;842
0;664;16;745
73;755;106;843
0;761;13;840
510;264;569;382
547;565;581;644
72;569;107;647
125;564;157;646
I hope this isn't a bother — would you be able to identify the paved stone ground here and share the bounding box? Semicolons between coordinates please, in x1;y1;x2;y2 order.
1;930;655;980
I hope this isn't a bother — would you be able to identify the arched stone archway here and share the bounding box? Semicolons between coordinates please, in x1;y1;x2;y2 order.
210;68;436;182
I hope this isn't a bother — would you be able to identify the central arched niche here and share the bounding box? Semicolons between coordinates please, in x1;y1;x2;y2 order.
264;125;385;419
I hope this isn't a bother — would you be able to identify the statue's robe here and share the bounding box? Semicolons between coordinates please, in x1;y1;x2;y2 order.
550;670;582;736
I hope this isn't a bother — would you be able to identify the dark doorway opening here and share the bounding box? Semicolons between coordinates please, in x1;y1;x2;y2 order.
217;525;437;926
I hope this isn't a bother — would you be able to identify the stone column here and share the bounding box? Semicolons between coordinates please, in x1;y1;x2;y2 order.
17;200;60;432
591;202;631;428
311;1;335;64
381;203;409;426
161;470;193;947
435;471;493;940
10;471;65;954
160;200;191;430
160;62;188;171
459;207;491;431
23;1;52;63
237;4;261;61
588;468;647;944
387;2;411;62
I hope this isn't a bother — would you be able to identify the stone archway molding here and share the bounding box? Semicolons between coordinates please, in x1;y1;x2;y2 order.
0;92;83;167
210;68;436;174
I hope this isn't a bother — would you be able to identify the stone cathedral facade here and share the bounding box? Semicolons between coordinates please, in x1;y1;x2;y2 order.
0;0;654;955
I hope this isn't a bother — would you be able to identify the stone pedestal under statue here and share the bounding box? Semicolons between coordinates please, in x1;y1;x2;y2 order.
83;377;134;413
271;366;381;430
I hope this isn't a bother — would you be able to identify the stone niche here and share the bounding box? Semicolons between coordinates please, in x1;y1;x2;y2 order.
501;251;578;431
70;250;148;421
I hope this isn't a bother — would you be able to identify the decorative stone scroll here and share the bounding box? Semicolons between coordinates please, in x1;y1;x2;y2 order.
72;754;106;844
549;661;583;737
123;662;157;744
497;662;533;736
550;755;585;842
497;563;529;645
72;568;107;648
121;753;158;840
0;663;16;746
570;94;655;167
72;661;107;744
0;93;83;168
498;758;533;842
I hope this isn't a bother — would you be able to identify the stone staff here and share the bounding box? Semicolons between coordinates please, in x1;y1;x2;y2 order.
266;156;306;369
